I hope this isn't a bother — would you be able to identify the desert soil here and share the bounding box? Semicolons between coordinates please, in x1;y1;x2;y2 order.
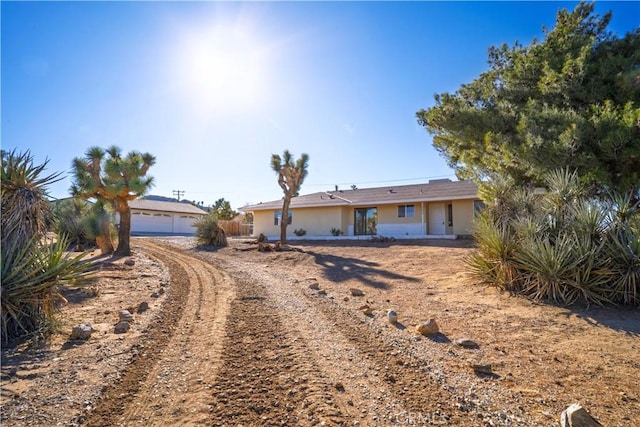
1;237;639;426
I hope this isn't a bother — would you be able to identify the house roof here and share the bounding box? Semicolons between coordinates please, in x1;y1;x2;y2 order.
130;199;208;215
241;179;479;211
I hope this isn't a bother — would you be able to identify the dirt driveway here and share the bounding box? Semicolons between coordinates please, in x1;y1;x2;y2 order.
2;237;639;426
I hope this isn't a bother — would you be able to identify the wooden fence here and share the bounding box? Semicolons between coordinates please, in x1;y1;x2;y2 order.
217;220;252;237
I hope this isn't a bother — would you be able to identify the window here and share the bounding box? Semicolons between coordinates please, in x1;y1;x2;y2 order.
447;204;453;226
274;210;292;226
397;204;415;218
473;200;486;215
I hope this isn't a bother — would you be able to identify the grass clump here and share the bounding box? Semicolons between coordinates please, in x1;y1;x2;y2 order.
194;212;228;247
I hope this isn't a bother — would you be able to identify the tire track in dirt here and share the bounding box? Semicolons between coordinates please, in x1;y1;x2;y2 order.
207;274;352;426
84;240;234;426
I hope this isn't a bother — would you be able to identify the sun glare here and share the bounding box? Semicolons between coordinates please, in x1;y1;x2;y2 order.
173;22;270;116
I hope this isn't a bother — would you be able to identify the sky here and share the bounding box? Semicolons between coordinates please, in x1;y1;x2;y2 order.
2;1;639;210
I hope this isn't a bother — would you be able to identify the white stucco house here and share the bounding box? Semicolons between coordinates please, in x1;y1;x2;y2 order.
128;199;207;235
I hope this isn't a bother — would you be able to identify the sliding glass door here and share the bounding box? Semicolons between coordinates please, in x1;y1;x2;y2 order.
354;208;377;235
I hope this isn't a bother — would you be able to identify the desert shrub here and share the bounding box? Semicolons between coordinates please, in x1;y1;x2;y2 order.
330;227;343;236
468;168;640;306
194;212;227;247
1;150;90;342
293;228;306;236
51;198;92;249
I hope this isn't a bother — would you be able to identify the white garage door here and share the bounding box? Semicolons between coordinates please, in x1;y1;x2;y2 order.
174;215;198;234
131;212;173;233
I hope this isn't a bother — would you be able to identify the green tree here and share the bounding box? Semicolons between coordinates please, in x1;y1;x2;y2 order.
270;150;309;244
212;198;238;220
71;146;156;256
416;1;640;201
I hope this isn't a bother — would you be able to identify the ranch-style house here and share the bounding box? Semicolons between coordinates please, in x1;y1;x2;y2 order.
241;179;483;240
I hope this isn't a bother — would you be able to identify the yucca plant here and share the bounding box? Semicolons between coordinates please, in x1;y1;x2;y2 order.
602;224;640;304
1;150;91;342
1;150;61;247
194;212;228;247
465;211;521;291
1;235;89;340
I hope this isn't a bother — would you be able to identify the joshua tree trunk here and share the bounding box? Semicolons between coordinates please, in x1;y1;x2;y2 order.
115;203;132;256
280;196;291;244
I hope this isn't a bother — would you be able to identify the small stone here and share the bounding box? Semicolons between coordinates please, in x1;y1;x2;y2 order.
350;288;364;297
114;321;130;334
343;297;349;302
137;301;149;314
455;338;478;348
124;259;135;266
470;364;493;375
560;403;603;427
158;288;165;295
151;292;160;298
416;319;439;336
119;310;133;322
334;382;345;392
308;282;320;291
317;289;327;296
387;310;398;324
70;323;93;340
359;305;373;315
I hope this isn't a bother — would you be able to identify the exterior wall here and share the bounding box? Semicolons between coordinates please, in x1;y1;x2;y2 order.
253;206;344;237
376;203;425;236
251;198;478;239
451;199;476;235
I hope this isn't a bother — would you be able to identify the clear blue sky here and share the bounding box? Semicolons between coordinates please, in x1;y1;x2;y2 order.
2;1;638;209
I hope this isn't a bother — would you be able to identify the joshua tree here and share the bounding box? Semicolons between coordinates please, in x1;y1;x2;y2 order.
270;150;309;244
71;146;156;256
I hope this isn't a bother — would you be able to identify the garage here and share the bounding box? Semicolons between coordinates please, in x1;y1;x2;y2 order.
128;199;207;235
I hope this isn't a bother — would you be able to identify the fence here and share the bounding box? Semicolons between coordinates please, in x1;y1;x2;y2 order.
217;220;252;237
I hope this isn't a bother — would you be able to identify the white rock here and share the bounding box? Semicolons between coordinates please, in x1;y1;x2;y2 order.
119;310;133;321
387;309;398;324
560;403;602;427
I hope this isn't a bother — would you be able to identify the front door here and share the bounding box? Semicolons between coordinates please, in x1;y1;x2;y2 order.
354;208;377;235
429;203;446;235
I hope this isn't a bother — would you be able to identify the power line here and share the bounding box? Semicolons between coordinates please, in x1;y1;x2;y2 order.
304;174;456;188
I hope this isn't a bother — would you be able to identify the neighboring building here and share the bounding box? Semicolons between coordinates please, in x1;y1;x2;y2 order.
128;199;207;235
241;179;483;240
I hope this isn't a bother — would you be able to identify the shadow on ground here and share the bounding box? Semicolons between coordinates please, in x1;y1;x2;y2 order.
305;251;420;290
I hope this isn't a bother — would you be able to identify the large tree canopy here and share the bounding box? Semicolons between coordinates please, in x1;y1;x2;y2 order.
71;146;156;256
417;2;640;199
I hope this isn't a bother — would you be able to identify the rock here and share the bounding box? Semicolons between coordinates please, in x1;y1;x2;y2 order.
317;289;327;296
350;288;364;297
70;323;93;340
137;301;149;314
387;309;398;324
560;403;602;427
119;310;133;322
455;338;478;348
343;297;349;302
416;319;439;336
114;321;130;334
124;259;135;266
158;287;165;295
359;305;373;315
470;363;493;375
308;282;320;291
151;292;160;298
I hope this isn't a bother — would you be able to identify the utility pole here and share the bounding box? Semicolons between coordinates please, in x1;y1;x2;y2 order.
173;190;185;201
